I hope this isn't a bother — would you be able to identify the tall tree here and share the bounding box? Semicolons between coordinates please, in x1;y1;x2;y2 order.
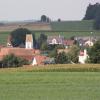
10;28;36;48
41;15;47;22
88;41;100;63
55;52;70;64
37;33;47;49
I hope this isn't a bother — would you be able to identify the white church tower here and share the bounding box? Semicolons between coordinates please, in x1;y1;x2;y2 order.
25;34;33;49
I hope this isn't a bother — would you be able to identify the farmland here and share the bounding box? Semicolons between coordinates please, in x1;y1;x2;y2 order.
0;20;100;45
0;64;100;100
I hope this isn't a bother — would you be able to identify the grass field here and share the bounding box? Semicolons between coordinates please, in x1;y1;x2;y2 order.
0;71;100;100
0;64;100;100
51;20;94;31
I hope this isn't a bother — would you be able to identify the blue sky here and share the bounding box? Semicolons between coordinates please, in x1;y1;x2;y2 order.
0;0;100;21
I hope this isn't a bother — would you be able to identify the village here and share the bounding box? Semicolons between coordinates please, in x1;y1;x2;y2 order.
0;29;99;67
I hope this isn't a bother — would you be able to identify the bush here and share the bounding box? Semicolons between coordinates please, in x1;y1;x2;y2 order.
2;54;29;68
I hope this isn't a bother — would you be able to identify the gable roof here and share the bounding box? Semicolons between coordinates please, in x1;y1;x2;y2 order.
47;35;64;44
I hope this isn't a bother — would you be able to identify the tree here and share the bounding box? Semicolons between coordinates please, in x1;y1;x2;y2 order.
10;28;31;47
83;3;100;30
88;41;100;63
55;52;70;64
37;33;47;49
94;11;100;30
68;45;80;63
2;54;29;68
58;18;61;22
41;15;47;22
10;28;36;47
83;3;100;20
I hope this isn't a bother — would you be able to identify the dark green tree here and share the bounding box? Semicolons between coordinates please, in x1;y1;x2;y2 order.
55;52;70;64
83;3;100;30
10;28;31;47
41;15;47;22
83;3;100;20
2;54;29;68
68;45;80;63
94;11;100;30
88;41;100;63
37;33;47;50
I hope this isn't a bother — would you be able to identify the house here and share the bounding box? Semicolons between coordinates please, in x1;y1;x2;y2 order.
32;55;48;66
79;49;88;64
25;34;33;49
74;36;100;47
84;40;94;47
47;35;64;45
64;40;74;48
7;35;13;47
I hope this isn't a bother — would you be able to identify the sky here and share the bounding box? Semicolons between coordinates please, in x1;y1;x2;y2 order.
0;0;100;21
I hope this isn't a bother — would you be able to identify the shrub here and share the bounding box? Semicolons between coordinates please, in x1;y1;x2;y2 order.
2;54;29;68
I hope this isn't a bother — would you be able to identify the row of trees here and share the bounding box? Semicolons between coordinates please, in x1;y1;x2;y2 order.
83;3;100;30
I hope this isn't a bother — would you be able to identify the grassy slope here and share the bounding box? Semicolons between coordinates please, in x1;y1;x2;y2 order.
51;20;94;31
0;70;100;100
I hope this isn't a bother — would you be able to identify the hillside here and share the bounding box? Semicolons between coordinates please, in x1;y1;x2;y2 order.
51;20;94;31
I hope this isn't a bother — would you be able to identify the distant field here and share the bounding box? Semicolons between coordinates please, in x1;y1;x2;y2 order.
0;64;100;100
51;20;94;31
0;32;9;45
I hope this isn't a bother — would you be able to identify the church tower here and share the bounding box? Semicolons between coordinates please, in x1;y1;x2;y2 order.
25;34;33;49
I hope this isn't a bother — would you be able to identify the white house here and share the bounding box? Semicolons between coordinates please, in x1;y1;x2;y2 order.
84;40;94;47
79;49;88;64
25;34;33;49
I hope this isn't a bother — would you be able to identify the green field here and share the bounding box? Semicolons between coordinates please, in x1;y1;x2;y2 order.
0;68;100;100
51;20;94;31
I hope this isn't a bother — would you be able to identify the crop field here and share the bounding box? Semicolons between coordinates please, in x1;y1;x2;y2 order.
51;20;94;31
0;64;100;100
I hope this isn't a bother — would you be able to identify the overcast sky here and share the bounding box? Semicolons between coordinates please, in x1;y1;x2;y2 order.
0;0;100;21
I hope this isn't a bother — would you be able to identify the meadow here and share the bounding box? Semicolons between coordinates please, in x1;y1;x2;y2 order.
0;64;100;100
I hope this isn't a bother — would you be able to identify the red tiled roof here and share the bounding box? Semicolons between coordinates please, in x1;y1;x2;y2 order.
34;55;47;65
0;47;40;61
64;40;74;46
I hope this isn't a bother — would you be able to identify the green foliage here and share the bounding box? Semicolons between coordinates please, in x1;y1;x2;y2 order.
37;33;47;49
55;52;70;64
83;3;100;30
41;15;47;22
68;45;80;63
49;48;57;57
2;54;29;68
94;11;100;30
88;41;100;63
10;28;31;47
